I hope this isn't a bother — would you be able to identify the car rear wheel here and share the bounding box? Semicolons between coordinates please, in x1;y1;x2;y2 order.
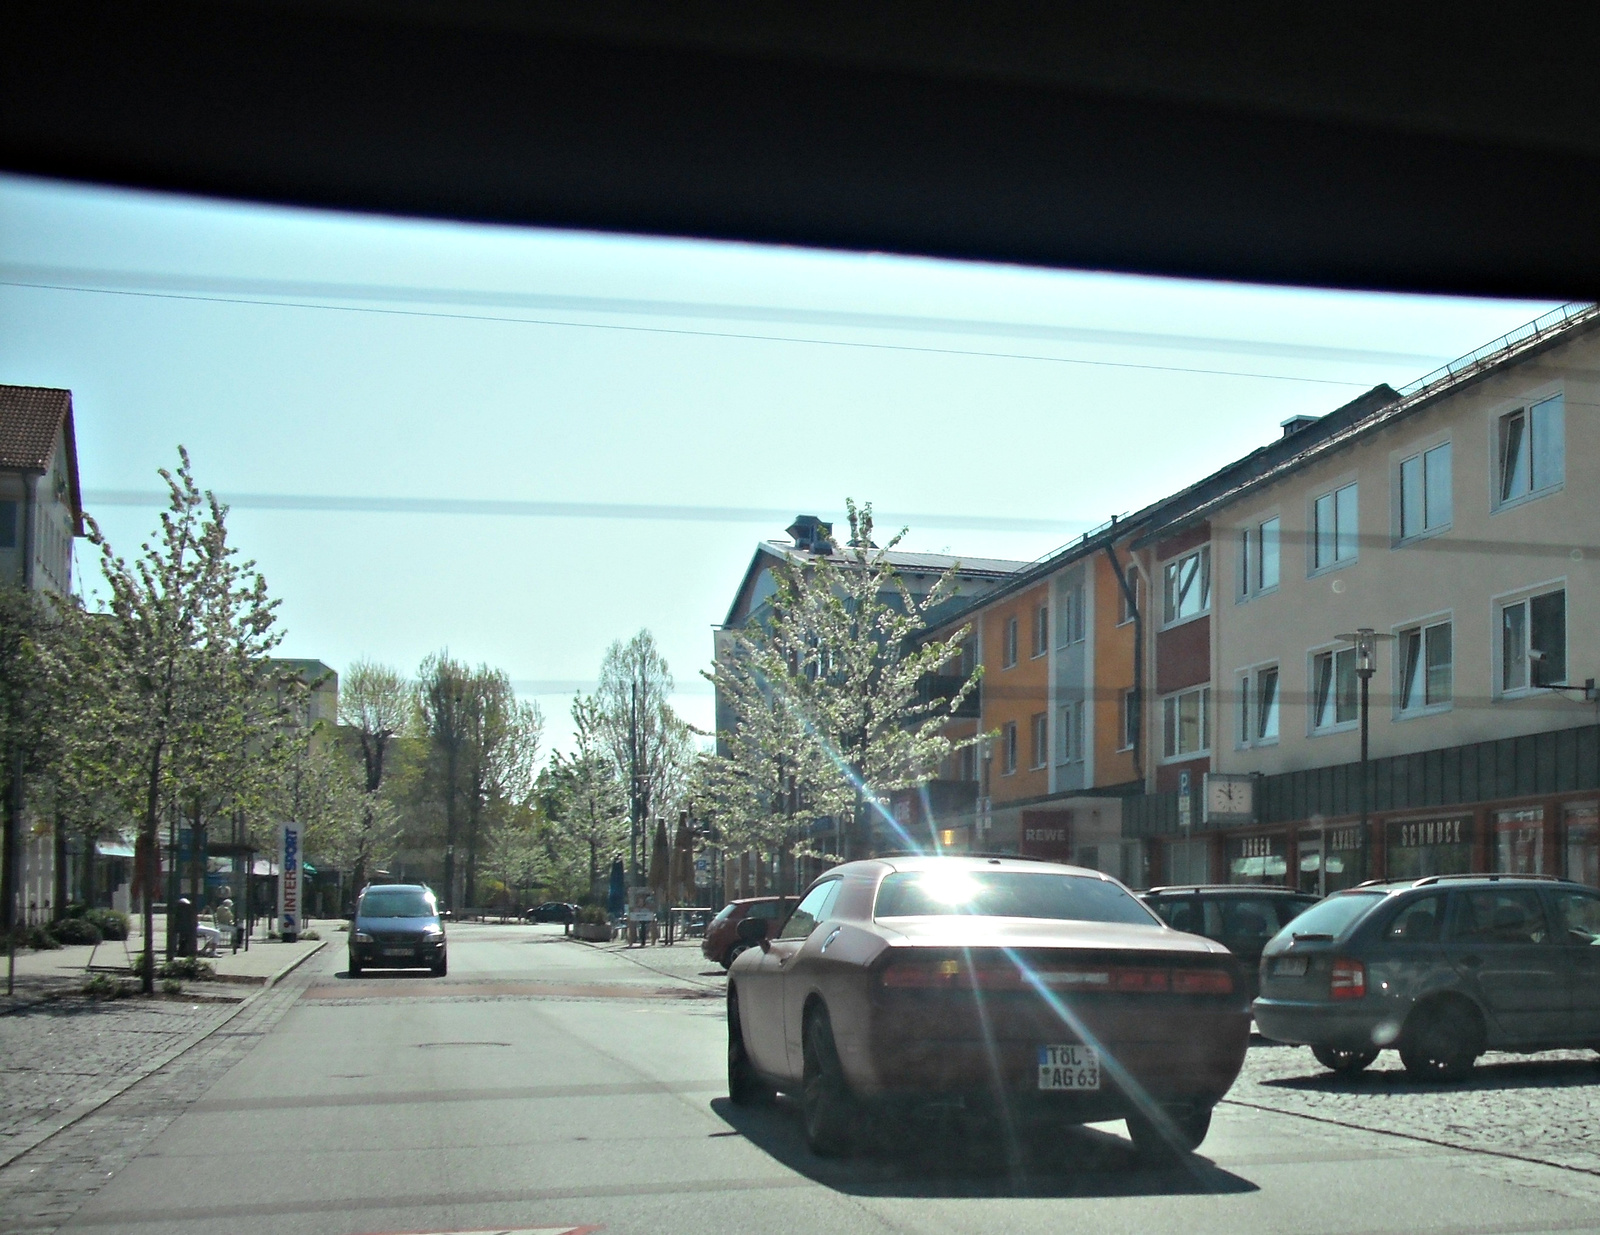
723;942;749;970
802;1008;857;1158
1312;1044;1380;1074
1399;1000;1482;1081
726;991;773;1106
1126;1104;1213;1161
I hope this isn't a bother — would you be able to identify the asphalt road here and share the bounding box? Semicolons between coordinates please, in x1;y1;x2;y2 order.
37;924;1600;1235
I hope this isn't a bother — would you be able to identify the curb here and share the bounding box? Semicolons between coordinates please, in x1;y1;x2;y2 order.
0;941;325;1172
265;939;325;988
209;939;327;988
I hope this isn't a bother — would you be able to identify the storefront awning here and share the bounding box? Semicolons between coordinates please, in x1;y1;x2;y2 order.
96;840;135;858
302;862;317;876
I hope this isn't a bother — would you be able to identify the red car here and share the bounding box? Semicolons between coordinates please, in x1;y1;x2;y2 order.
702;896;796;969
726;855;1249;1159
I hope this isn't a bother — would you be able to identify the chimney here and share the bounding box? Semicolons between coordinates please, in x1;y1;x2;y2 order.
1280;414;1319;438
786;514;834;554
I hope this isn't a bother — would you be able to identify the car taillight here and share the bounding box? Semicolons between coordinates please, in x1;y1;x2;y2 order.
1329;958;1366;1000
1171;968;1234;995
880;958;1234;995
880;958;1025;990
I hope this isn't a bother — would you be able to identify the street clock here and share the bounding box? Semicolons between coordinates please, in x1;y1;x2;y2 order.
1202;772;1257;825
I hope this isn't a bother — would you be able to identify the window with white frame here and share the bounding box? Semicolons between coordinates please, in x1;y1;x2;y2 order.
1118;565;1139;624
1031;712;1048;768
1398;442;1452;540
1500;588;1566;693
1058;581;1085;646
1033;600;1049;657
1312;482;1358;571
1161;687;1210;759
1311;646;1358;730
1398;619;1453;712
1238;665;1280;745
1162;546;1211;625
1238;517;1281;598
1057;700;1084;763
1003;720;1018;773
1003;616;1018;668
1497;394;1564;507
1121;689;1138;750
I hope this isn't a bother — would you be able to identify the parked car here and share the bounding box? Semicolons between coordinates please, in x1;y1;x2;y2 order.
702;896;795;969
1141;886;1319;1000
1255;874;1600;1079
348;884;447;976
726;855;1248;1159
524;902;578;924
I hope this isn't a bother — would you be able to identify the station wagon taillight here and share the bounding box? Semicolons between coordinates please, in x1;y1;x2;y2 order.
1329;958;1367;1000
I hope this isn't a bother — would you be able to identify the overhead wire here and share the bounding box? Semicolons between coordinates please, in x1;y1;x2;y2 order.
0;274;1377;387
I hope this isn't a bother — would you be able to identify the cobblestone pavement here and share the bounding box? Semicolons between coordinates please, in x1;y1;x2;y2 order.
1227;1038;1600;1175
0;949;333;1235
0;992;244;1167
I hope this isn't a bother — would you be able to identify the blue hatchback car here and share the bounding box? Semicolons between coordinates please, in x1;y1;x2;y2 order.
349;884;448;976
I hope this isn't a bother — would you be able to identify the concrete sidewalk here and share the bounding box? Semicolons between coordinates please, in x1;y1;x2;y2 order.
4;928;328;1010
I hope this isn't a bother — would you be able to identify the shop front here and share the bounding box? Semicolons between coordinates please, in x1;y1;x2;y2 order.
1386;815;1473;881
1296;824;1366;896
1226;832;1287;885
1565;802;1599;886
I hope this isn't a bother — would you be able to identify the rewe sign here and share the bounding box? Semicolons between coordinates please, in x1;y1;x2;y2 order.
278;822;303;942
1019;810;1073;862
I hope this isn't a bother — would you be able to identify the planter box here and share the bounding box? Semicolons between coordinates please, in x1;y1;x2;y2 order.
574;923;612;942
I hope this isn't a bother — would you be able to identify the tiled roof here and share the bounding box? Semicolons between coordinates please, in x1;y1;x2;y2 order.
0;384;71;471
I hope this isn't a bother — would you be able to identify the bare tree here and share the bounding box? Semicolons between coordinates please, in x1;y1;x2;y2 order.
595;630;693;884
417;652;471;909
336;659;411;900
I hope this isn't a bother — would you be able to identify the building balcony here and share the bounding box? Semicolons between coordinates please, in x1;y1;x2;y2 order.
917;673;981;719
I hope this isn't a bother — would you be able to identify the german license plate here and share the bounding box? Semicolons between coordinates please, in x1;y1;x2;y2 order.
382;947;413;957
1274;956;1309;976
1037;1044;1099;1090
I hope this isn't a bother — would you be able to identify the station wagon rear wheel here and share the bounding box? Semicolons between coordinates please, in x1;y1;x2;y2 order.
1399;1000;1482;1081
1312;1044;1379;1074
802;1008;857;1157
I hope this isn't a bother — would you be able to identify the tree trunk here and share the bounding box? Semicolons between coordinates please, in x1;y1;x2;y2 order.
442;745;459;909
1;751;19;936
464;792;480;907
81;829;97;908
141;743;162;995
52;807;67;919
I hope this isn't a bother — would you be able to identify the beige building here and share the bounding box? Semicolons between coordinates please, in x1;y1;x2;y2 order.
1125;304;1600;891
0;385;86;927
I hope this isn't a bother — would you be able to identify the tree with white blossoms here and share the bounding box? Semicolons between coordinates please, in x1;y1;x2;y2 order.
703;499;983;874
90;449;290;993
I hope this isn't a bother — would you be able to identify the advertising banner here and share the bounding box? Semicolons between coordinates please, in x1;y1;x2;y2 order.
278;822;302;942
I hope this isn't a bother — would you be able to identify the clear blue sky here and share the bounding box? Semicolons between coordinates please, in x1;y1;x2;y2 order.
0;172;1561;757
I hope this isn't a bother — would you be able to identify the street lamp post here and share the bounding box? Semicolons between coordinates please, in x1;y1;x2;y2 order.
1336;627;1391;882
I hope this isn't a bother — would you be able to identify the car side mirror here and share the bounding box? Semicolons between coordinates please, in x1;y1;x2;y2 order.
736;917;770;950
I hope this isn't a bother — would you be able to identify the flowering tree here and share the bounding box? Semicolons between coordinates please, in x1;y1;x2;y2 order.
704;500;983;873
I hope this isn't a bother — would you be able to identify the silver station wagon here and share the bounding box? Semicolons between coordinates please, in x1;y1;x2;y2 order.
1254;874;1600;1079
